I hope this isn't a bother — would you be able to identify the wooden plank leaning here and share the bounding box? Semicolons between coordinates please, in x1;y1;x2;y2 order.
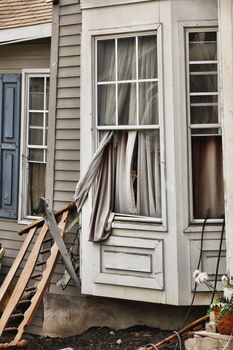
0;227;37;311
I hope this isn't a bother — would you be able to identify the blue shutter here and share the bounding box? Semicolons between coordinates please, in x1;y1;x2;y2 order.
0;74;21;218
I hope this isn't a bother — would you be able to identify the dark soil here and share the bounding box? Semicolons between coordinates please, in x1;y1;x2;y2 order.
7;326;174;350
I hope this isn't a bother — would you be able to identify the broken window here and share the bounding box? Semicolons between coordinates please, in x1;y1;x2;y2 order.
76;32;163;241
187;30;224;220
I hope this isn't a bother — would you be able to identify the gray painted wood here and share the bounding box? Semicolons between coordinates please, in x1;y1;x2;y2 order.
50;0;81;310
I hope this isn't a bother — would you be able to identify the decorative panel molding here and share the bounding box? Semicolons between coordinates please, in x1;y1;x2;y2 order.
95;236;164;290
190;239;226;291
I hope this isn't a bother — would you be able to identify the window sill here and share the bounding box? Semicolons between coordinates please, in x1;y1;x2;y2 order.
184;221;225;234
112;219;167;232
18;216;43;226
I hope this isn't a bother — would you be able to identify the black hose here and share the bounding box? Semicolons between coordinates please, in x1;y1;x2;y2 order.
181;217;208;328
211;217;225;304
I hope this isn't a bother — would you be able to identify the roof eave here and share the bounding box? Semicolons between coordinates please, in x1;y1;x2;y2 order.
0;22;51;45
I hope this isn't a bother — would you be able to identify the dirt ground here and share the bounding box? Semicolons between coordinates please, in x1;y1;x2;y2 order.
7;326;173;350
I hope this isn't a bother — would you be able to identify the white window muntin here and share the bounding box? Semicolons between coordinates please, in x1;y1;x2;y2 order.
95;31;159;130
186;27;223;223
26;74;49;164
94;28;166;227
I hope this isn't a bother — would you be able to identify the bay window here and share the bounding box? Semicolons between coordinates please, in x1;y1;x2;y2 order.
187;29;224;221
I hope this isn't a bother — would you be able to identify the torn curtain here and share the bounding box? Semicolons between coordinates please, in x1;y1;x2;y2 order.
75;130;161;242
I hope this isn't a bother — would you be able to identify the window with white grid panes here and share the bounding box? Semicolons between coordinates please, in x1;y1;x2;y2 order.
25;74;49;217
187;29;224;221
95;33;164;222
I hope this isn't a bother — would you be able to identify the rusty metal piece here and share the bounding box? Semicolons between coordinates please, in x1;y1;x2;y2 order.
139;315;209;350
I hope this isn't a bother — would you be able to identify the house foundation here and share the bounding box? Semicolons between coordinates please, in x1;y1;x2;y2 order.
42;293;207;337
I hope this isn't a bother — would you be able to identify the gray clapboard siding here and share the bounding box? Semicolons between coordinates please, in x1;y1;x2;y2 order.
60;35;81;47
60;4;81;16
60;24;81;36
55;160;80;171
57;98;80;108
49;0;81;301
59;45;80;57
57;108;80;118
55;170;80;181
58;77;80;88
55;150;80;160
60;13;82;26
58;66;80;77
56;129;80;139
59;56;80;67
55;180;77;191
56;140;80;150
56;118;80;128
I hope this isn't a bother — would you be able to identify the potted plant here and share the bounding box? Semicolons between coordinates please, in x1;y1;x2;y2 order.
193;271;233;335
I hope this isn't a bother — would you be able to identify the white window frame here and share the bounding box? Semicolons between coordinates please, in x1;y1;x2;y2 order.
18;69;50;222
185;27;223;224
92;25;167;229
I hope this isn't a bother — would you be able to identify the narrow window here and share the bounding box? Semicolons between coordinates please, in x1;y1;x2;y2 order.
187;30;224;220
96;34;162;221
24;74;49;217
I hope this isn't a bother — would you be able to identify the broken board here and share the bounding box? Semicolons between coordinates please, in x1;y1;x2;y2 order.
0;203;76;348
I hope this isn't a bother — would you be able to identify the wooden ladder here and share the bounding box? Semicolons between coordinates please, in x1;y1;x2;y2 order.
0;203;76;348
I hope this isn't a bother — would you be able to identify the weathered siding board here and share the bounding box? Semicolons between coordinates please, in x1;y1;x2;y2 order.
59;56;80;67
56;0;81;206
55;170;80;181
56;150;80;159
57;108;80;119
55;160;80;172
55;180;78;191
60;5;81;16
60;13;82;26
57;98;80;109
56;129;80;139
58;66;81;77
56;118;80;128
56;140;80;150
52;6;81;320
60;35;81;47
60;24;81;36
59;45;80;57
58;77;80;88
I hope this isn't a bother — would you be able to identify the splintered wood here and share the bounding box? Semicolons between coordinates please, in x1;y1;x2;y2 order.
0;203;77;349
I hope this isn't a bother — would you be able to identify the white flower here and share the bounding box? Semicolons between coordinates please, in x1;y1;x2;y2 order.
193;270;209;284
221;275;229;287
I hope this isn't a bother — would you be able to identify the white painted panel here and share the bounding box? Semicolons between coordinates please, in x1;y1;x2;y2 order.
190;239;226;291
95;237;164;290
103;250;152;273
